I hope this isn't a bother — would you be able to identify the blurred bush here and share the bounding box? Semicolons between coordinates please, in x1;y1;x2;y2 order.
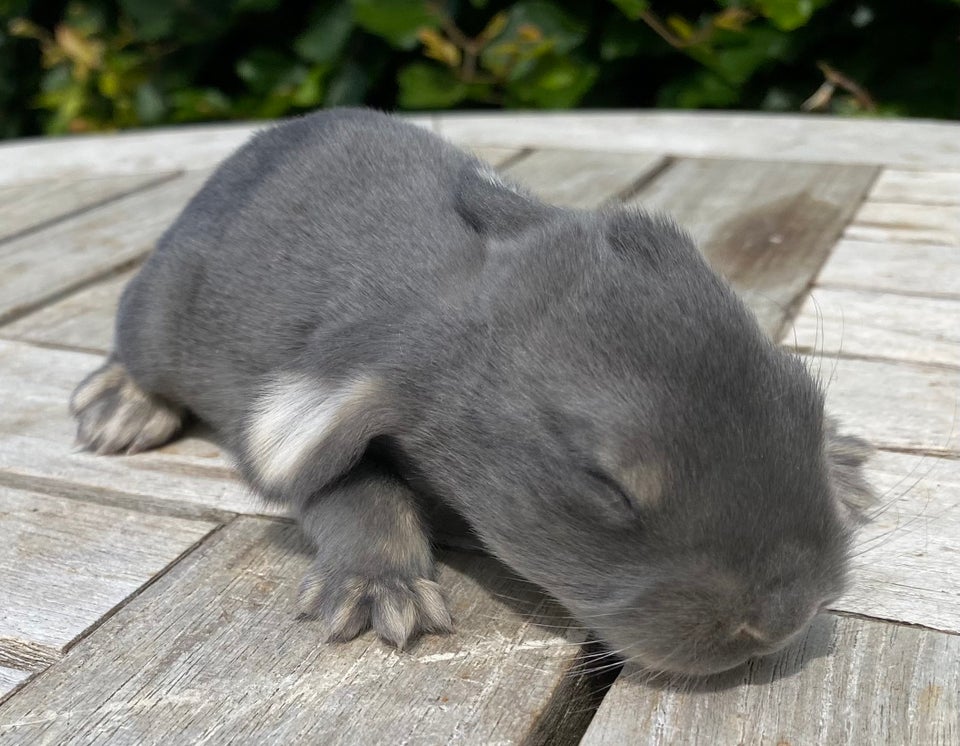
1;0;958;138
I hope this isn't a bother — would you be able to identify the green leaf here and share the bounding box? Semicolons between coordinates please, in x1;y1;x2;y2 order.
397;62;468;108
506;1;588;54
120;0;236;42
657;69;739;108
600;16;644;60
170;88;231;122
759;86;794;111
481;1;588;79
753;0;824;31
323;60;372;107
39;65;72;94
0;0;32;17
507;55;597;108
291;65;328;106
608;0;648;21
351;0;438;49
134;82;165;123
236;49;301;94
118;0;176;40
294;2;354;63
234;0;283;11
704;27;791;85
63;2;108;36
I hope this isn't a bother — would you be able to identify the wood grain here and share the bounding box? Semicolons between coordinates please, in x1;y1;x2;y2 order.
808;353;959;455
0;517;590;745
581;613;960;746
0;485;216;670
0;170;210;324
846;202;960;247
0;124;257;186
1;156;873;353
815;239;960;300
838;449;960;634
0;115;436;187
628;158;877;338
0;669;30;701
503;149;666;208
0;340;273;519
463;146;525;167
787;286;960;367
436;111;960;169
0;152;518;355
1;149;653;354
0;269;133;353
0;174;173;243
870;169;960;206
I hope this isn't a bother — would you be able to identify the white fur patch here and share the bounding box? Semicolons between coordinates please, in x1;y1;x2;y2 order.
247;373;374;486
622;461;664;509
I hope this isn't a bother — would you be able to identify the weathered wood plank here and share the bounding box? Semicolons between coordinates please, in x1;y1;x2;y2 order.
436;111;960;169
845;202;960;247
870;169;960;205
0;340;272;519
0;486;216;670
0;174;174;243
0;269;133;353
815;239;960;299
464;146;525;167
838;450;960;633
787;286;960;368
581;613;960;746
0;170;210;325
628;158;877;338
0;154;860;355
0;124;257;186
503;149;666;208
0;115;436;187
807;354;959;455
0;516;590;745
0;149;659;353
0;668;30;701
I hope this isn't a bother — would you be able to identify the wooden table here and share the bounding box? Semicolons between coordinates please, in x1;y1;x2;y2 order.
0;111;958;744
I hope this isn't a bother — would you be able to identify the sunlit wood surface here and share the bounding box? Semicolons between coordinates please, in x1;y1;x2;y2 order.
0;112;957;745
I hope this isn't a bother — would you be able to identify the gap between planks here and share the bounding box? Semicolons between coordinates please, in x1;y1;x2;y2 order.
580;612;960;746
1;144;952;740
0;516;597;744
0;170;212;326
0;151;944;728
827;609;960;637
0;469;241;524
0;489;226;686
0;172;181;248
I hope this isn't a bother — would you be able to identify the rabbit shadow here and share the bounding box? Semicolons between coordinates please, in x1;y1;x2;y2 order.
252;470;834;690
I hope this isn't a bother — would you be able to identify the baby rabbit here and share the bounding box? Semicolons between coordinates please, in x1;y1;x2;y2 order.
71;108;873;675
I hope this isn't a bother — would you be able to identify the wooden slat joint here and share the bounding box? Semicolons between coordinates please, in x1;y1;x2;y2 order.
0;640;60;673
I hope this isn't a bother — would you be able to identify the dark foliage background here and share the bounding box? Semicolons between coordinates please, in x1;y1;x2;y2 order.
1;0;958;139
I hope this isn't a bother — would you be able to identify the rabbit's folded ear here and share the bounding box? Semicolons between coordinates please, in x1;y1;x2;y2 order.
455;162;556;238
242;372;398;504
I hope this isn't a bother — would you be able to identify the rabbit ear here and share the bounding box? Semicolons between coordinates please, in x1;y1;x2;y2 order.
825;418;876;525
243;372;398;504
455;162;556;238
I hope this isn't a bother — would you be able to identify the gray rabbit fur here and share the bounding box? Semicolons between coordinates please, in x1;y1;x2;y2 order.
70;108;873;675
